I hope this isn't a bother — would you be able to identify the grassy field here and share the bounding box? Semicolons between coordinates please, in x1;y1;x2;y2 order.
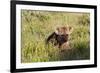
21;10;90;63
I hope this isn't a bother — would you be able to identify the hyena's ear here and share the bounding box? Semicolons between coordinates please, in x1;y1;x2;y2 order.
68;26;73;34
55;27;60;34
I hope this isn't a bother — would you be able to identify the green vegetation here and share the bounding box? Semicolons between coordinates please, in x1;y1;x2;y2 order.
21;10;90;63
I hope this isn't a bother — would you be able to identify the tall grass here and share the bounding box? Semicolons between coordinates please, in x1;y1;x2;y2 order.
21;10;90;63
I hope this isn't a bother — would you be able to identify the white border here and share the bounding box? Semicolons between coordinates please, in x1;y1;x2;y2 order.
16;5;94;69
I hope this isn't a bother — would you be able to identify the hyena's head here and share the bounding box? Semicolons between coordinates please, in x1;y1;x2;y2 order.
54;26;73;50
54;26;73;46
55;26;73;35
46;26;73;50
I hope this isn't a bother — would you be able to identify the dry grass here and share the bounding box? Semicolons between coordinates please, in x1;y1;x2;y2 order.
21;10;90;63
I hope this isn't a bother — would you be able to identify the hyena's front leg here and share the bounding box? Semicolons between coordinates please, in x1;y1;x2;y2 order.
61;42;71;51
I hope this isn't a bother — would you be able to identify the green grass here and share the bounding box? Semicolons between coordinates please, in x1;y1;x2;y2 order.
21;10;90;63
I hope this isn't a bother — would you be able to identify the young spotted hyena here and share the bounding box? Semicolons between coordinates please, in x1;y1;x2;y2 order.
46;26;73;51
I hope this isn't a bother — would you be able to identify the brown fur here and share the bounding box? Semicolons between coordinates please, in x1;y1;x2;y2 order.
46;26;73;50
